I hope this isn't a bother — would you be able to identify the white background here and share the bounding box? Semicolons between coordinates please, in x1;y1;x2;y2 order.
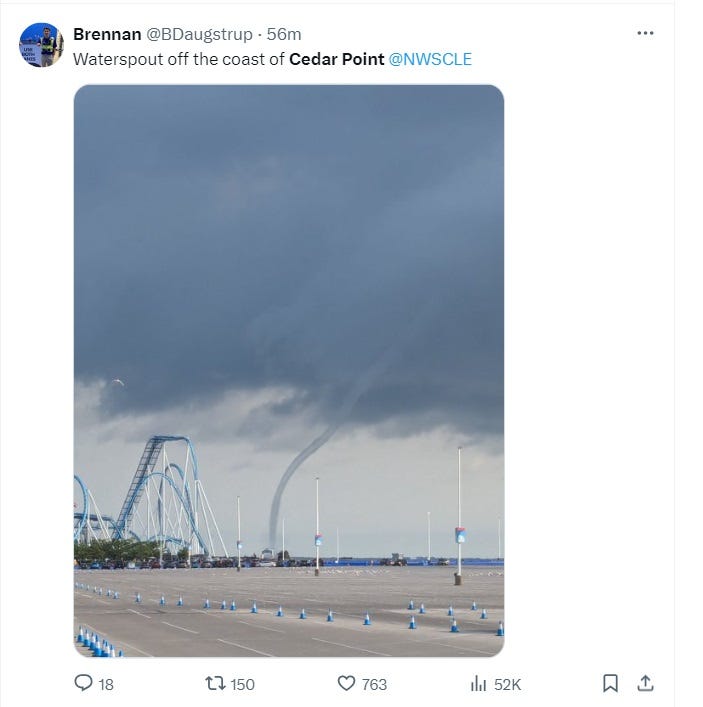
1;2;694;706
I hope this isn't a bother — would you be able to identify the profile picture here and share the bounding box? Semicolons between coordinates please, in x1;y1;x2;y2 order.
19;23;63;67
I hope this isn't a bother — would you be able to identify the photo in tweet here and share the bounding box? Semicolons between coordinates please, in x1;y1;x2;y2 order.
71;84;505;658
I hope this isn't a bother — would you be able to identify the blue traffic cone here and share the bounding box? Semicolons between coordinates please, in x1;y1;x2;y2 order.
408;616;417;629
450;619;460;633
408;599;415;610
107;589;112;598
160;595;166;606
220;600;226;610
77;626;84;643
496;621;504;636
114;591;119;600
363;612;372;625
251;601;258;614
448;605;454;616
419;603;426;614
135;593;141;603
118;649;124;657
101;640;110;657
177;595;183;606
327;609;334;622
481;608;487;619
299;608;307;619
109;644;116;658
203;598;210;609
93;637;102;657
471;601;477;611
276;606;284;617
83;631;90;648
230;600;236;611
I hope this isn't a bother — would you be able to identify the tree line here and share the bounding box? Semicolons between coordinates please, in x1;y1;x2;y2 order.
74;539;189;563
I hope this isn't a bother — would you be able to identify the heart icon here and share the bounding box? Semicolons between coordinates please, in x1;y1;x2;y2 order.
337;675;356;691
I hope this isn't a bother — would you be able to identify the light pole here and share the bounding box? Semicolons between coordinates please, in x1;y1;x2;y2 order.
158;476;165;568
314;477;321;576
498;516;502;561
236;495;242;572
455;446;465;585
427;511;431;563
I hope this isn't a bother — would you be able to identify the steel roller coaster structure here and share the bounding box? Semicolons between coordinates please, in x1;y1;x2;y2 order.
74;435;228;557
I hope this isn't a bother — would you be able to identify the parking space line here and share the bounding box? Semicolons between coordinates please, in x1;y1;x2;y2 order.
162;622;198;634
128;608;152;619
235;620;285;633
216;639;274;657
431;642;495;655
113;639;154;657
310;637;390;656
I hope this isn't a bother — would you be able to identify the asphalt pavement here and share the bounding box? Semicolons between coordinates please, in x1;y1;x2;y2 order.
74;566;504;658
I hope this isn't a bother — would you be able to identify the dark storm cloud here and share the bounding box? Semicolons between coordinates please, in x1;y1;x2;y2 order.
75;85;503;436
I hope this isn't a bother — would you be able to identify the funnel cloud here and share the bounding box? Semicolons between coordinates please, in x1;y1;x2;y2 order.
268;300;438;546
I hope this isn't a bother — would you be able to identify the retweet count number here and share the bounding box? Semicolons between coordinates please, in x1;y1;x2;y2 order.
232;678;255;690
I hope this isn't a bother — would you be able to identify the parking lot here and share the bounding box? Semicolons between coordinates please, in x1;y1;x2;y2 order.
74;565;504;657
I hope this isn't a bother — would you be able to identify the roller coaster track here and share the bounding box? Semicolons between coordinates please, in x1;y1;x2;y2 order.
113;436;188;539
75;435;228;557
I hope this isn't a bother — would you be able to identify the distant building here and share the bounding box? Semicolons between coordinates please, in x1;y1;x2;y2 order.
260;548;276;566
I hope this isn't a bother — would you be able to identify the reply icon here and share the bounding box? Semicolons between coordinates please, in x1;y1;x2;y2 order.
74;674;93;691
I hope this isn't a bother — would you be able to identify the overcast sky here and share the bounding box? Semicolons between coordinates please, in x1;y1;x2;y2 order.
74;85;504;558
